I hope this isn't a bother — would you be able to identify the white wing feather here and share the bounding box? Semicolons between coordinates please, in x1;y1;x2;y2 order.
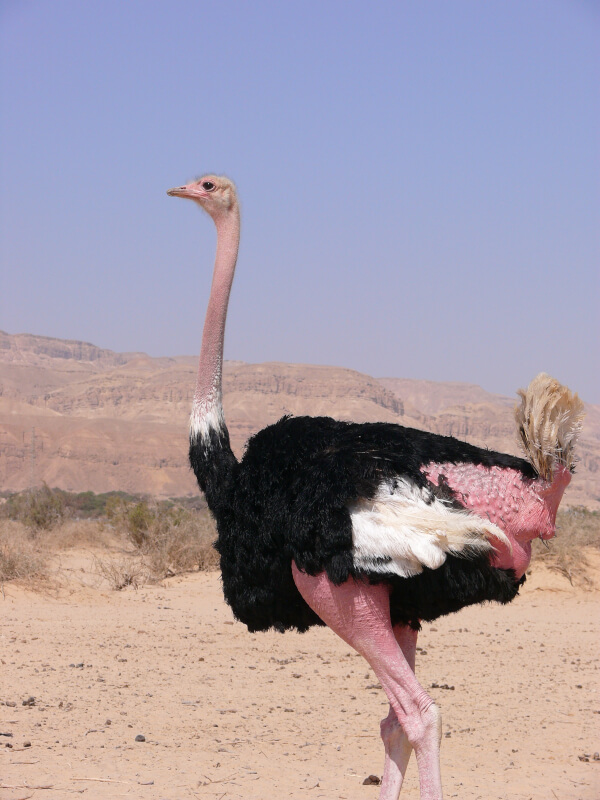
349;479;509;578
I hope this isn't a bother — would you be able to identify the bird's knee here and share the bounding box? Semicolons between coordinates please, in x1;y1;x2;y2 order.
405;701;442;751
391;696;441;752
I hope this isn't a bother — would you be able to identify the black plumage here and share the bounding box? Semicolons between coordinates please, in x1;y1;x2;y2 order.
190;415;534;633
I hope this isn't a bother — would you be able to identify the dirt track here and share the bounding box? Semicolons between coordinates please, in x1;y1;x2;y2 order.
1;553;599;800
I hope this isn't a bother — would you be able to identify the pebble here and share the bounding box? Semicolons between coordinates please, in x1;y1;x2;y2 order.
362;774;381;785
22;696;36;706
135;734;146;742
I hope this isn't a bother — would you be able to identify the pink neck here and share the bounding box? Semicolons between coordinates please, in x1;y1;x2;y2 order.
191;209;240;436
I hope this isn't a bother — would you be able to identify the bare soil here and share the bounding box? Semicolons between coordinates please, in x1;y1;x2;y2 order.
1;551;599;800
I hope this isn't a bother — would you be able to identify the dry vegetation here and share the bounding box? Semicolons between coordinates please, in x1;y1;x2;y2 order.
0;485;218;589
0;519;47;584
531;505;600;585
98;495;219;588
1;486;598;591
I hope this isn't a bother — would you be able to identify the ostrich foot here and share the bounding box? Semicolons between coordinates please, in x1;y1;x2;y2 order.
292;563;443;800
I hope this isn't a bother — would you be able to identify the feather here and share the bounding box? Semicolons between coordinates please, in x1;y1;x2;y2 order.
349;479;509;578
514;373;584;480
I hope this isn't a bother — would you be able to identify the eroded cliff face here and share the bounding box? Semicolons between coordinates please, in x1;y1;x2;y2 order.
1;332;597;506
0;330;136;368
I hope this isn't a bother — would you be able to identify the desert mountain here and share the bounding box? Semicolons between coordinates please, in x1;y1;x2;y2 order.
1;331;598;508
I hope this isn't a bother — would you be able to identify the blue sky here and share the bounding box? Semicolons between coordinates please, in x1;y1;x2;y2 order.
1;1;598;402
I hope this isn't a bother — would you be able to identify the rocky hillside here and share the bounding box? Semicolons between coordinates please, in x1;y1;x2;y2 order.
1;331;598;507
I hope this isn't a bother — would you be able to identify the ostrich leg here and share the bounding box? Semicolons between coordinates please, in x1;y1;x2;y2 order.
292;563;442;800
379;625;418;799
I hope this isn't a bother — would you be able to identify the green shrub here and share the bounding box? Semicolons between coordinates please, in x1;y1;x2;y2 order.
4;484;65;531
125;501;156;548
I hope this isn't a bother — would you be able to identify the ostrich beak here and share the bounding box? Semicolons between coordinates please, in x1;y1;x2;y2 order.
167;186;188;197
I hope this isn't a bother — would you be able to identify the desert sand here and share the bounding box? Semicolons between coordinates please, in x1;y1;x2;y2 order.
1;550;598;800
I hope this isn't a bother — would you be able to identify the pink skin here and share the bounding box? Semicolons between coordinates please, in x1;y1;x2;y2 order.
167;178;240;416
423;463;571;577
291;463;571;800
380;626;418;800
292;563;443;800
192;210;239;411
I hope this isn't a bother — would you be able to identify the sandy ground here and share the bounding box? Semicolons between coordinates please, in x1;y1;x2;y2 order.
1;552;599;800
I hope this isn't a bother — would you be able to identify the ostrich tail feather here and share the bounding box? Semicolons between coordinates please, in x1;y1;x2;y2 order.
514;373;584;480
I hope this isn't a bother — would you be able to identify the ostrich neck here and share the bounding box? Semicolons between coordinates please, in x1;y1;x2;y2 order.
190;209;240;441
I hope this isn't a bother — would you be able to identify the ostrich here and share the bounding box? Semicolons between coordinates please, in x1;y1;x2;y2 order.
167;174;583;800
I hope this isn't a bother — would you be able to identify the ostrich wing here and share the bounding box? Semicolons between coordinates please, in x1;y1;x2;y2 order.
349;478;508;578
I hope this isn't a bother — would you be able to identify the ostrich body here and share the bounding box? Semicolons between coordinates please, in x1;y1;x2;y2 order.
167;175;583;800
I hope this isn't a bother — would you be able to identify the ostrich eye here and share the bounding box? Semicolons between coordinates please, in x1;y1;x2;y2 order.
201;181;216;191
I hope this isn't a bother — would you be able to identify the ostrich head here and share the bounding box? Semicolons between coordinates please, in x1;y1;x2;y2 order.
167;175;238;219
